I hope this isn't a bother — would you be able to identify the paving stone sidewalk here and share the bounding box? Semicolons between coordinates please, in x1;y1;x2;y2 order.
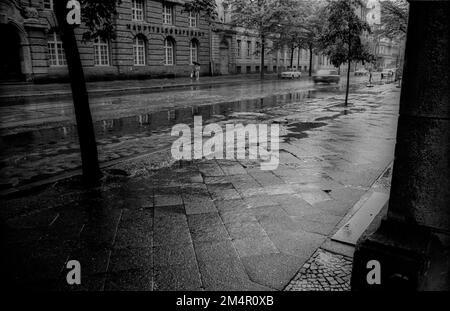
0;84;399;291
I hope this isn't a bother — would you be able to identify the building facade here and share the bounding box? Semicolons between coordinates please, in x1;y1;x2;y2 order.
0;0;211;82
210;0;335;76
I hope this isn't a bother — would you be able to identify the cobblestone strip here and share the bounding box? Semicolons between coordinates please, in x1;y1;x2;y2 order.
284;248;352;291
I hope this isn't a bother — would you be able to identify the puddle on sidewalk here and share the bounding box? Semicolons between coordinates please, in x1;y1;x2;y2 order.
0;89;321;190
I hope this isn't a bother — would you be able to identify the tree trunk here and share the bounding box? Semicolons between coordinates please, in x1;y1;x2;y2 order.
297;47;301;70
309;46;313;76
290;46;294;68
54;1;102;185
345;59;351;105
260;34;265;79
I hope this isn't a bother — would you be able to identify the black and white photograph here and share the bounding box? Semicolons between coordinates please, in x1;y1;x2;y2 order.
0;0;448;300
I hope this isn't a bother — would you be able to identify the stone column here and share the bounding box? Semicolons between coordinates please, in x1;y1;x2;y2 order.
351;0;450;290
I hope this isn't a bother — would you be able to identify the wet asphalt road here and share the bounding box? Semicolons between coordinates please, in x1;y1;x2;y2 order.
0;77;372;192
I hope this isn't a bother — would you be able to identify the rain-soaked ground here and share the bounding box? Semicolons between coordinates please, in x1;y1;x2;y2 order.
0;78;368;193
0;81;399;291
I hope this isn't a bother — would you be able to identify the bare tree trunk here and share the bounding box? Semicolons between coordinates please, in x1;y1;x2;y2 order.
345;59;351;105
297;47;301;70
54;1;102;185
309;46;313;76
260;34;265;79
290;46;294;68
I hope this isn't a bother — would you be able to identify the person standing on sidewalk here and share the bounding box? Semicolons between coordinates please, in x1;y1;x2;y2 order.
194;62;200;81
190;64;195;80
367;68;374;87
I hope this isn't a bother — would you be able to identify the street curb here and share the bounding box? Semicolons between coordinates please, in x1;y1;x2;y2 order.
0;75;291;104
319;160;394;257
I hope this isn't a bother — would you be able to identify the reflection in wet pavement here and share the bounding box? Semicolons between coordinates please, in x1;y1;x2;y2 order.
0;88;332;191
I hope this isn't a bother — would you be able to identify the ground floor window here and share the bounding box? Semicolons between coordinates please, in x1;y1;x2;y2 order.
189;40;198;65
47;32;66;67
164;37;175;65
133;36;146;66
94;37;110;66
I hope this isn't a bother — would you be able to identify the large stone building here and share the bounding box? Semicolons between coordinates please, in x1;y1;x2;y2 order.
0;0;211;82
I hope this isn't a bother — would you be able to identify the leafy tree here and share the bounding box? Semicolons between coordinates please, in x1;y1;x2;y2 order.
319;0;375;105
53;0;122;185
226;0;293;78
274;0;325;76
53;1;217;186
379;0;408;39
183;0;218;22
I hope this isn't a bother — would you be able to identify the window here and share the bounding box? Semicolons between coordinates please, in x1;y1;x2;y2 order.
237;40;241;57
256;42;261;57
247;41;251;57
132;0;144;21
189;40;198;65
47;32;66;66
43;0;53;10
163;4;173;25
94;37;110;66
133;36;146;66
188;11;198;28
164;37;175;65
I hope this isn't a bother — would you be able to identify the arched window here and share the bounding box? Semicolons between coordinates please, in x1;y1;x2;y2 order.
190;40;198;65
47;31;66;67
164;37;175;65
94;37;109;66
133;36;146;66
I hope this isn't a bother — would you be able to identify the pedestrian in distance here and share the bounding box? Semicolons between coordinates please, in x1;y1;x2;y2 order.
367;68;374;87
190;64;195;80
193;62;200;81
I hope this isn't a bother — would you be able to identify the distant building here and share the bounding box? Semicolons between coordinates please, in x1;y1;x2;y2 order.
365;0;406;70
374;37;404;69
0;0;211;82
211;0;335;76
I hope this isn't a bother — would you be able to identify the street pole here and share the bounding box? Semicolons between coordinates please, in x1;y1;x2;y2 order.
351;0;450;290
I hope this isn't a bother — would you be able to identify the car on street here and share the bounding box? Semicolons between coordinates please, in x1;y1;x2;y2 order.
381;68;395;76
381;68;396;80
280;69;302;79
355;69;368;76
313;69;340;84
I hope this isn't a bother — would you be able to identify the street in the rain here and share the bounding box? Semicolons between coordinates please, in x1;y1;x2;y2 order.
0;75;399;290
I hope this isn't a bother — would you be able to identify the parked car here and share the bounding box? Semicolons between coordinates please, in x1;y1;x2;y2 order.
381;68;395;80
355;69;368;76
280;69;302;79
313;69;340;84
